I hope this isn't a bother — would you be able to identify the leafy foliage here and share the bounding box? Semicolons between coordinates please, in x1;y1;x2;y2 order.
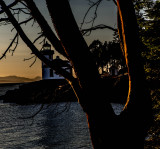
142;1;160;81
134;1;160;147
134;0;160;81
89;39;126;74
88;2;160;147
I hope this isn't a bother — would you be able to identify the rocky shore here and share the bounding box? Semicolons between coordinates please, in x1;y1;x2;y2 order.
0;79;77;105
0;75;129;105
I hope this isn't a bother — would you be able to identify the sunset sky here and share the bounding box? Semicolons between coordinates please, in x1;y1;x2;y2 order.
0;0;117;78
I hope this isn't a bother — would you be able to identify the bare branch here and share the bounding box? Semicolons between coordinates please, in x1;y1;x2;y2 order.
10;33;19;55
0;17;10;25
0;17;9;22
11;7;30;15
0;33;18;60
23;0;67;58
18;17;33;25
80;0;103;30
81;24;117;35
19;1;28;8
0;0;74;82
33;33;44;44
24;55;38;67
80;0;117;36
29;56;37;67
0;0;19;14
24;55;35;61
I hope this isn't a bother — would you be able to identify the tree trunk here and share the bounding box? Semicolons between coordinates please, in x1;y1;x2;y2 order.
0;0;153;147
46;0;118;148
46;0;153;148
117;0;153;147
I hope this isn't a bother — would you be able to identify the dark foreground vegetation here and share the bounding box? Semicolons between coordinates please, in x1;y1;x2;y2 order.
0;74;129;105
0;79;76;104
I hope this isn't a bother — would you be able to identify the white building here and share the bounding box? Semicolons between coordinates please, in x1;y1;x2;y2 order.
41;42;71;80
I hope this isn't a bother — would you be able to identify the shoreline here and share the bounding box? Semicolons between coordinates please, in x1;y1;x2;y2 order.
0;75;131;105
0;79;77;105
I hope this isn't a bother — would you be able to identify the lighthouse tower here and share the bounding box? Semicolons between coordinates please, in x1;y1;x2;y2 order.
41;41;71;80
41;41;55;80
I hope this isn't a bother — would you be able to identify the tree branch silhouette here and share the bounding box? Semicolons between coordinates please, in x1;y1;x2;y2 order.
81;24;117;35
81;0;117;36
0;33;19;60
23;0;68;58
0;0;19;14
80;0;103;29
0;0;74;82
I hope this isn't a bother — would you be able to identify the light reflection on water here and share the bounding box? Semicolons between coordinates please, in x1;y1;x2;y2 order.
0;81;124;149
0;102;93;149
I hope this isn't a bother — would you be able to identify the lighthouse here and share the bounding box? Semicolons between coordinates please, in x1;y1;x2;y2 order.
41;41;55;80
41;41;72;80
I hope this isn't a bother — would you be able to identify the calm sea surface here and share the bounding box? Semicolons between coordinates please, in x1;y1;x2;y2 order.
0;85;123;149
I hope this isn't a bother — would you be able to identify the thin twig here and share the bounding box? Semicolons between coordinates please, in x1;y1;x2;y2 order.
18;17;33;25
0;0;19;14
80;0;103;30
29;56;37;67
33;33;44;44
10;33;19;56
24;55;35;61
0;33;18;60
81;24;117;35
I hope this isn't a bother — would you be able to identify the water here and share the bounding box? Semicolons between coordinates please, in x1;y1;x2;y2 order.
0;102;94;149
0;85;124;149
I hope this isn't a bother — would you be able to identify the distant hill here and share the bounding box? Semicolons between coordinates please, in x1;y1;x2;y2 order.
0;76;41;83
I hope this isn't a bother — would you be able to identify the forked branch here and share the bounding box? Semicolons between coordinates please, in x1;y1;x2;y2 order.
0;0;74;82
81;0;117;35
81;24;117;35
23;0;68;58
80;0;103;30
0;0;19;14
0;33;19;60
